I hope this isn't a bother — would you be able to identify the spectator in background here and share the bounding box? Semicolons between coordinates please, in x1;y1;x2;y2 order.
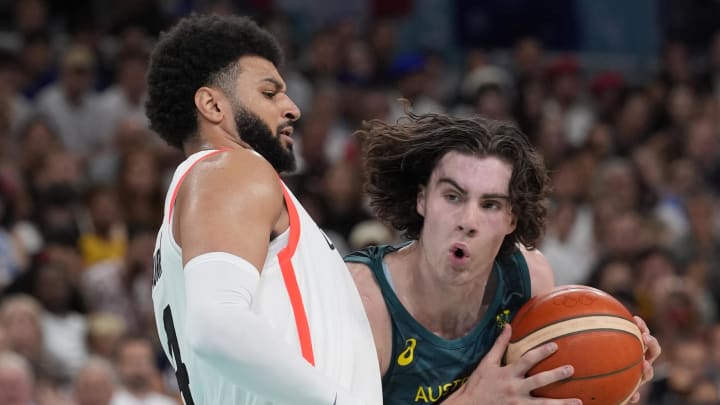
18;31;55;100
0;176;30;289
78;185;127;267
648;336;713;405
672;188;720;273
84;312;126;360
82;227;157;335
116;148;163;231
0;350;35;405
73;357;119;405
512;36;544;83
36;44;100;157
32;263;88;379
95;49;149;143
589;71;625;123
543;56;594;147
0;294;62;384
387;52;445;122
111;337;175;405
611;89;653;157
15;115;61;183
0;49;31;135
682;117;720;193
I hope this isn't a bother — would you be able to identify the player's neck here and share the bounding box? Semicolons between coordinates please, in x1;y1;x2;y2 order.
183;124;251;155
392;242;494;339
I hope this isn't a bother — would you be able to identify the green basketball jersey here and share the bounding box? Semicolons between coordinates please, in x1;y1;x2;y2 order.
345;243;531;404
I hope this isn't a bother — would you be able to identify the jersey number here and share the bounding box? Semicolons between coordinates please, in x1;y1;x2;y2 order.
164;305;195;405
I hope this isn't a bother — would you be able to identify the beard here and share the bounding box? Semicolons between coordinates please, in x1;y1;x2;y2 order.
231;102;296;173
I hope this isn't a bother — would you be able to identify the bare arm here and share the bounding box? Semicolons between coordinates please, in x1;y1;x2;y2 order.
175;150;365;404
519;245;555;297
347;261;392;376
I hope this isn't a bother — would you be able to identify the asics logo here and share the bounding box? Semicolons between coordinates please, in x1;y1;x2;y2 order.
397;338;417;366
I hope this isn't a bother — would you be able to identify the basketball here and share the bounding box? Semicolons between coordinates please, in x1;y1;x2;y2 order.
505;285;644;404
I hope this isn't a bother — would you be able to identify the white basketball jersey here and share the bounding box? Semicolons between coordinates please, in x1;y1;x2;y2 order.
151;150;382;405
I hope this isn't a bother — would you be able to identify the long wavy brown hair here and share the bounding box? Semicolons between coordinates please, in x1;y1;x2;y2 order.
355;113;550;257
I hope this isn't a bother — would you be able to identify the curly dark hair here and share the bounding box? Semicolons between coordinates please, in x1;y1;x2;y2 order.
356;113;550;257
145;14;282;148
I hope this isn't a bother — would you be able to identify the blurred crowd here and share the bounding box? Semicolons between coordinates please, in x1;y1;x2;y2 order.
0;0;718;404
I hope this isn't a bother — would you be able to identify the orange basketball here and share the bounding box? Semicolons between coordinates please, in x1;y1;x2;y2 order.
505;285;644;405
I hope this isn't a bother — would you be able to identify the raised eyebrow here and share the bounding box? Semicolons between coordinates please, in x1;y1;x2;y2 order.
260;77;286;92
437;178;466;194
480;193;510;200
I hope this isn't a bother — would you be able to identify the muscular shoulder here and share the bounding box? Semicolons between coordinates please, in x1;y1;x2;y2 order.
347;261;392;375
174;149;285;266
180;149;283;206
519;246;555;297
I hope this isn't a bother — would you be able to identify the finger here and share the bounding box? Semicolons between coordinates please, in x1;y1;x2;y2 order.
484;323;512;366
630;392;640;403
514;341;559;376
643;333;661;363
640;360;654;384
633;316;649;334
523;364;574;392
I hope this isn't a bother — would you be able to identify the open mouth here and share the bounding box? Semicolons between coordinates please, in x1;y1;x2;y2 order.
450;244;468;259
279;126;293;138
279;126;294;146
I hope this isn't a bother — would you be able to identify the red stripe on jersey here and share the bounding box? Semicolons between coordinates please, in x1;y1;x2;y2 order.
277;181;315;365
167;149;230;224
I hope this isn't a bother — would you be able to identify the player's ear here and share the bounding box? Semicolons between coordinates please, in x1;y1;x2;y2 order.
195;86;225;124
416;186;426;218
508;212;517;234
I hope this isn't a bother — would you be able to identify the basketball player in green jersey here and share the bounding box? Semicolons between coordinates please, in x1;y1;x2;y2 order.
346;113;661;404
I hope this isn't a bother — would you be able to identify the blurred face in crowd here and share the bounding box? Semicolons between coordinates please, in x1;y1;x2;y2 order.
668;339;706;394
685;118;719;170
122;149;159;196
118;57;148;102
0;360;33;405
615;93;650;140
0;298;42;359
593;160;639;213
667;85;695;127
324;161;362;213
116;339;156;392
33;265;71;314
595;260;633;295
21;119;58;163
73;362;117;405
35;150;83;190
88;189;121;234
514;37;542;78
15;0;47;33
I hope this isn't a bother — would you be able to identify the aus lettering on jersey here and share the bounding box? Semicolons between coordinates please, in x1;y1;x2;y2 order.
414;377;468;403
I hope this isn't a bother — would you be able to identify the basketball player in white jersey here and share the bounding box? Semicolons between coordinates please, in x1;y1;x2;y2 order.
145;14;381;405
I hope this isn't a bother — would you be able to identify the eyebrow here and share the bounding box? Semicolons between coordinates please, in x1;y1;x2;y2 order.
260;77;286;92
437;177;510;199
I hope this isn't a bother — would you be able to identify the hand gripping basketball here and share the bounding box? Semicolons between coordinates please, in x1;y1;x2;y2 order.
505;285;645;405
